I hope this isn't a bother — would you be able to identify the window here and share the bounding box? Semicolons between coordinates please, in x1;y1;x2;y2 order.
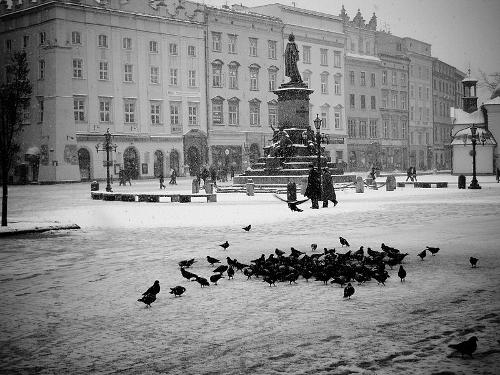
212;63;222;88
249;100;260;126
170;102;181;128
268;69;277;91
334;75;341;95
228;34;237;54
188;70;196;87
170;69;178;86
369;120;377;138
360;71;366;86
426;87;430;100
150;102;161;124
397;43;402;52
401;92;407;109
392;93;398;108
39;31;46;45
228;100;239;126
392;71;397;85
359;120;367;139
391;118;398;138
361;95;366;109
418;86;422;99
321;73;328;94
73;59;83;79
320;48;328;66
383;119;389;138
321;110;328;129
303;46;311;64
250;67;259;91
38;98;44;123
212;99;223;125
169;43;178;55
401;72;407;86
23;35;29;48
124;100;136;123
39;60;45;80
249;38;258;57
73;97;85;122
188;103;198;126
401;119;407;139
382;71;387;85
371;96;376;110
212;32;222;52
124;64;133;82
303;71;311;88
99;61;109;80
410;85;414;98
410;106;414;120
122;37;132;50
349;94;355;109
334;111;341;129
382;92;388;108
419;107;423;121
99;97;111;123
371;73;376;87
348;119;356;137
149;41;158;53
150;66;159;84
349;71;355;85
98;34;108;48
334;51;341;67
268;103;277;127
268;40;277;59
71;31;81;45
229;64;238;89
188;45;196;56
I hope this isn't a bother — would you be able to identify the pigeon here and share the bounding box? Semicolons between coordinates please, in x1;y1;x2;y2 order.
178;258;196;268
426;246;440;256
398;265;407;282
275;248;285;257
213;265;228;274
417;249;426;260
219;241;230;250
142;280;160;296
180;267;198;281
137;293;156;307
339;236;350;247
169;286;186;297
290;247;304;257
469;257;478;268
206;256;221;266
311;243;318;251
273;194;309;212
227;266;235;279
210;273;224;285
195;276;210;288
343;283;355;299
448;336;478;358
242;225;252;232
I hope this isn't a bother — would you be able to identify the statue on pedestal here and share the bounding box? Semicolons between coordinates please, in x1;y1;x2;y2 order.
285;34;302;84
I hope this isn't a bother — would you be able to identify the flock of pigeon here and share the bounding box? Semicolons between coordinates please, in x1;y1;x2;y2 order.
137;225;481;358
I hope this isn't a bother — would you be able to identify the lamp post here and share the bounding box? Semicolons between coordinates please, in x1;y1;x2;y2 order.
95;128;118;192
313;114;330;168
468;124;487;190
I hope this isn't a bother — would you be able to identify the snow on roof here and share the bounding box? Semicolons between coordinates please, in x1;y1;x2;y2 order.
450;107;484;125
483;96;500;106
451;126;497;146
346;52;381;63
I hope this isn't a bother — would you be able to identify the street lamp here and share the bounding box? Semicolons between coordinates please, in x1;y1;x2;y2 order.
467;124;487;190
313;114;330;169
95;128;118;192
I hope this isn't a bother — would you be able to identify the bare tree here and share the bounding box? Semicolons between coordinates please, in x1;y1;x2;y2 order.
0;51;32;226
478;70;500;94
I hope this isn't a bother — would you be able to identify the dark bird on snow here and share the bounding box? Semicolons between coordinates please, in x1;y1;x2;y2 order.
195;276;210;288
273;194;309;212
227;266;235;279
206;255;221;266
343;283;355;299
470;257;478;268
138;293;156;307
417;249;427;260
180;267;198;281
426;246;440;256
169;285;186;297
398;265;407;282
263;275;277;286
242;224;252;231
142;280;160;296
448;336;478;358
290;247;304;257
178;258;196;268
275;248;285;257
339;236;350;247
210;273;224;285
311;243;318;251
219;241;230;250
213;265;228;274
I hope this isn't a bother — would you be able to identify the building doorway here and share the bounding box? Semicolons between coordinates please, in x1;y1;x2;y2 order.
186;146;201;176
124;147;140;179
78;148;91;181
170;149;180;174
154;150;164;177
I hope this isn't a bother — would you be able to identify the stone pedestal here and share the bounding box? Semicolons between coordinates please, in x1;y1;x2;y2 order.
274;85;314;130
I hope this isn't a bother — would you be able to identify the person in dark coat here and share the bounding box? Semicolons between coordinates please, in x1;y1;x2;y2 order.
230;166;235;180
321;168;338;208
201;167;209;187
210;165;217;186
305;165;321;209
169;168;177;185
406;166;416;182
159;174;166;189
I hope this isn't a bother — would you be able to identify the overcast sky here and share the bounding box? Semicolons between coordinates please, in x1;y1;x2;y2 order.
203;0;500;102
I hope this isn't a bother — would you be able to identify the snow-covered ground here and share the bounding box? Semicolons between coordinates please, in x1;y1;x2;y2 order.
1;174;500;374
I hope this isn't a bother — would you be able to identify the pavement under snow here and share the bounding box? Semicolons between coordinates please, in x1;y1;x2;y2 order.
1;174;499;374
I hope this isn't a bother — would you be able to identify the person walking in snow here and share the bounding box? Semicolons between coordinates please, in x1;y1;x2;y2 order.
159;174;166;189
305;164;321;209
169;168;177;185
321;167;338;208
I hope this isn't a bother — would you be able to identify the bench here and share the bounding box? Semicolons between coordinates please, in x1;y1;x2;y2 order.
397;181;448;188
91;192;217;203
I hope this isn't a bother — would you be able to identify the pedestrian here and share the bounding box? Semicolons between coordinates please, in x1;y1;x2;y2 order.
412;166;417;181
210;165;217;187
159;174;166;189
230;166;235;180
406;166;414;182
119;170;125;186
201;167;209;187
369;166;377;181
321;167;338;208
305;164;321;209
169;168;177;185
124;170;132;186
496;167;499;183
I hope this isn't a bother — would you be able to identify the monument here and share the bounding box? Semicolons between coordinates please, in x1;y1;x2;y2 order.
234;34;349;186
